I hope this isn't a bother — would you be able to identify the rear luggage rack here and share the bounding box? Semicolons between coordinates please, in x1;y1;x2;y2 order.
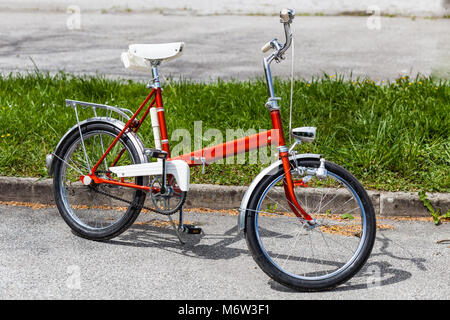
65;99;134;121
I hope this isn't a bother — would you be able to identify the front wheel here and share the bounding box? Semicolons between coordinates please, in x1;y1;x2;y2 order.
245;159;376;291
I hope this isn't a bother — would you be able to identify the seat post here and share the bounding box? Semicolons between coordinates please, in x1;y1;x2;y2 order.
150;60;161;88
149;60;170;155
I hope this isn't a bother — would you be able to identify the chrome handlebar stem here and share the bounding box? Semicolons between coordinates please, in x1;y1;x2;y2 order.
278;23;293;59
263;17;294;107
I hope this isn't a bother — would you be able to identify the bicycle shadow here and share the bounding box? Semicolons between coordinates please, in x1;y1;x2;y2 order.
107;221;248;261
107;222;424;293
269;232;426;293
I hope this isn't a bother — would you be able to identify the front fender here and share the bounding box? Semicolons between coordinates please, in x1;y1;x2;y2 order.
46;117;147;176
237;153;321;232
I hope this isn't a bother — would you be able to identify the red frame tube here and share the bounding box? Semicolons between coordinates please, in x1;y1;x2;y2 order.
155;88;170;156
86;88;313;222
90;89;156;175
170;129;277;165
269;109;314;222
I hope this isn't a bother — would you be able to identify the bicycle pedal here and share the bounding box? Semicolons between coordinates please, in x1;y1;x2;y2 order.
180;224;202;234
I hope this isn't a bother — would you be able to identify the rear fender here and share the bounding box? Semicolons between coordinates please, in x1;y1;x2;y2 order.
46;117;147;176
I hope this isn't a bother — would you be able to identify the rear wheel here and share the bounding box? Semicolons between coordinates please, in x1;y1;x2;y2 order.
53;122;146;241
245;159;376;291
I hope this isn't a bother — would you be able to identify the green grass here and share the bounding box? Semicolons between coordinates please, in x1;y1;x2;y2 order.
0;72;449;192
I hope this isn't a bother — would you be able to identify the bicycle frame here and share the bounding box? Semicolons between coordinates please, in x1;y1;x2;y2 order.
82;61;314;223
85;85;277;186
83;19;315;223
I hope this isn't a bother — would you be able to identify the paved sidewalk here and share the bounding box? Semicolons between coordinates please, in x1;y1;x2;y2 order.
0;202;448;299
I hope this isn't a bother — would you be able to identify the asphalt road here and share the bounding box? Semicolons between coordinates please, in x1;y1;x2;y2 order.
0;203;448;300
2;0;449;17
0;11;449;81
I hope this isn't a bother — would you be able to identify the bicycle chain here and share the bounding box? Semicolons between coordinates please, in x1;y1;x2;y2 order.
90;184;185;216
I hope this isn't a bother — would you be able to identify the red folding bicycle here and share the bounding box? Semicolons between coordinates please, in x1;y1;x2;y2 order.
47;9;376;291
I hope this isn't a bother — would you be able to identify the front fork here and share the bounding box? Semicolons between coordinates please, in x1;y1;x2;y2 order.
279;152;316;225
271;106;326;226
280;154;328;226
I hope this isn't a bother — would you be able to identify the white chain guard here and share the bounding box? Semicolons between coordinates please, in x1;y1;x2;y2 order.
109;160;190;191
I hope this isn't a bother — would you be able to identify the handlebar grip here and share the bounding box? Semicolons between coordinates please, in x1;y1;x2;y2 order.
261;41;272;53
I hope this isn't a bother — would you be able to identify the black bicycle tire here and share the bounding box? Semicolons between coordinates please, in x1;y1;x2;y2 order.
244;159;376;291
53;122;146;241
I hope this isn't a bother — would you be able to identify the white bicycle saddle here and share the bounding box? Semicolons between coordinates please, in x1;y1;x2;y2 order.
121;42;184;72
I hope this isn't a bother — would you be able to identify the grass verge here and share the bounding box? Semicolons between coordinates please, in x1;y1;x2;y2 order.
0;72;448;192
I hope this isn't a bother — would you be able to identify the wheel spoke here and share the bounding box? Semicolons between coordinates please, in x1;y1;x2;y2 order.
56;128;144;237
246;160;375;290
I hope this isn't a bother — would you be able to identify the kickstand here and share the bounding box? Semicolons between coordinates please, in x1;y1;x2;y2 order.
168;215;185;245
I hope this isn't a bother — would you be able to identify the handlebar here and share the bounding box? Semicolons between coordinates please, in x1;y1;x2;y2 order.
262;9;295;101
261;8;295;60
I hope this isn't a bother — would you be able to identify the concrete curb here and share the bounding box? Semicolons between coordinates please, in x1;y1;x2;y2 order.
0;176;449;217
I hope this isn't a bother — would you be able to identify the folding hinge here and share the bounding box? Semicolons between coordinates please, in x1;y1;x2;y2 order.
191;156;206;174
265;97;281;111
